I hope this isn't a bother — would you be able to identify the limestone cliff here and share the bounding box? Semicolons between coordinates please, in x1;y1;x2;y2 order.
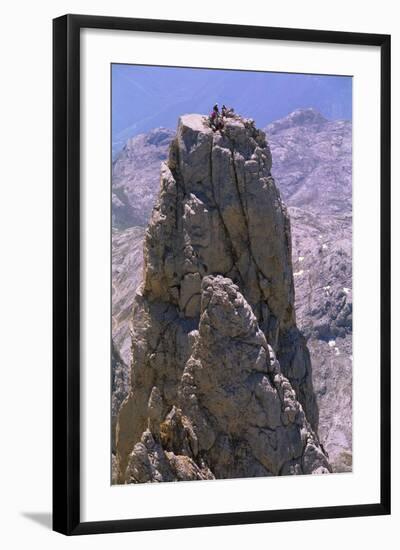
116;113;330;482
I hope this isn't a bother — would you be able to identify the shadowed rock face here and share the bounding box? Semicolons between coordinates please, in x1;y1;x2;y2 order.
115;114;330;483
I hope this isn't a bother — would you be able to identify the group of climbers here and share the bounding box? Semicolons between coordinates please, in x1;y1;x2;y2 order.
208;103;235;131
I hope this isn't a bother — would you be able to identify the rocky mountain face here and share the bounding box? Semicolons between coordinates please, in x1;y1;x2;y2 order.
115;114;331;484
111;342;129;453
112;128;175;228
289;208;352;342
112;226;145;364
111;108;352;474
289;208;352;471
266;108;352;214
265;109;352;471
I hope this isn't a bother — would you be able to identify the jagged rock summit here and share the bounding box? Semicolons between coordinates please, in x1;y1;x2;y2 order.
115;113;330;483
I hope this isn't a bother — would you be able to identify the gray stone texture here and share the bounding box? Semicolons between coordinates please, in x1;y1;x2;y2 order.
115;114;331;483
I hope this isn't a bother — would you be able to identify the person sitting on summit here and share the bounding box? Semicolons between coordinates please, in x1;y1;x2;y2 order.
209;103;224;131
209;109;218;130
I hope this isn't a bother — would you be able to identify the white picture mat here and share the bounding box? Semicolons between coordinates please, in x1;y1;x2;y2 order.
80;28;381;523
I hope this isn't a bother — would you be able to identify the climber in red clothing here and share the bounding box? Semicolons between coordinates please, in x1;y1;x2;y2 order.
209;103;224;131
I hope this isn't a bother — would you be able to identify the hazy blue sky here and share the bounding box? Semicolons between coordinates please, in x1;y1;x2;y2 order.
112;64;352;155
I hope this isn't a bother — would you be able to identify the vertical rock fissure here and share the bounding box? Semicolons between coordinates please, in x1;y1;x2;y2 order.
208;136;246;287
229;146;277;335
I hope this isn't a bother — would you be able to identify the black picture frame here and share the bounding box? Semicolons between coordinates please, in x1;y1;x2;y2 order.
53;13;391;535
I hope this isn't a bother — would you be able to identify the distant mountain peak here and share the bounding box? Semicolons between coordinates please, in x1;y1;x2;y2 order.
124;127;174;151
145;127;175;146
266;108;328;134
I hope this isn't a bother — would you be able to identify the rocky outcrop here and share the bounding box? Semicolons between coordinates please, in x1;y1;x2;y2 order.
111;110;353;474
115;114;330;483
